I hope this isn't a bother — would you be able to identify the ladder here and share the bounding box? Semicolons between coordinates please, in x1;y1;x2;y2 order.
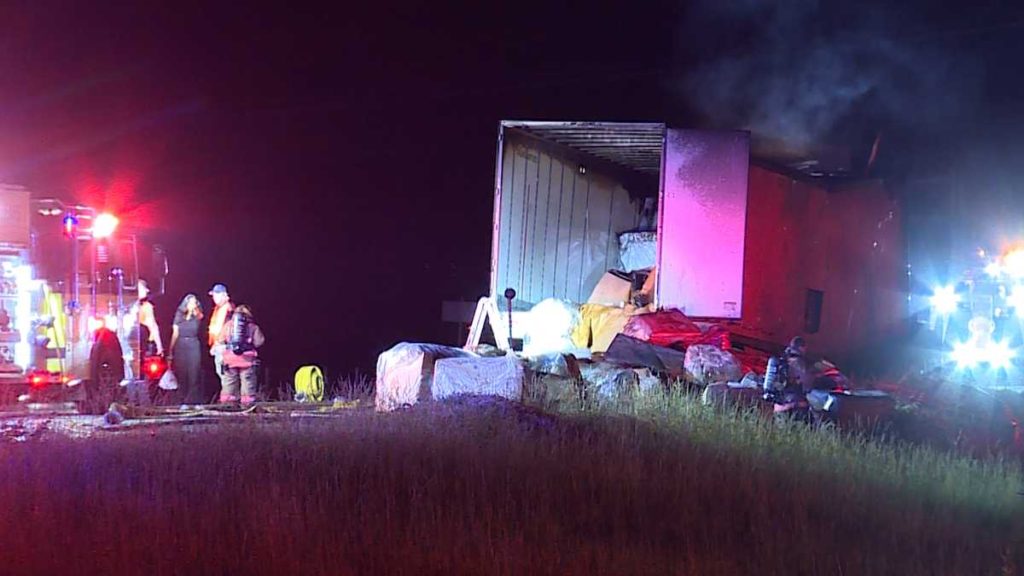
464;296;529;351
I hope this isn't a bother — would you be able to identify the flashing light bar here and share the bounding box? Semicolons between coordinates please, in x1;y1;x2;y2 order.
930;285;960;315
92;213;119;239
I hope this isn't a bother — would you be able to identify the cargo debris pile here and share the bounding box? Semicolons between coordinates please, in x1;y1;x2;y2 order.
375;264;895;428
372;121;1018;450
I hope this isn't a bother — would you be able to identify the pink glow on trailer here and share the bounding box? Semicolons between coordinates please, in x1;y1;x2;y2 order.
656;129;749;318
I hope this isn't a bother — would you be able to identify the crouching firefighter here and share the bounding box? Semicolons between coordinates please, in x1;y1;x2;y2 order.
762;336;813;417
216;304;265;405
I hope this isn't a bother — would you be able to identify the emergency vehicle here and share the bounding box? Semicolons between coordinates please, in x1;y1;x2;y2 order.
926;246;1024;374
0;185;169;411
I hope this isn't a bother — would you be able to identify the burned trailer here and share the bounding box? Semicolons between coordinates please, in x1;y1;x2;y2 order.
474;120;906;362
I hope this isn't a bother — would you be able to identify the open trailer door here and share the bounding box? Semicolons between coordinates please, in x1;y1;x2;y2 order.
655;129;750;318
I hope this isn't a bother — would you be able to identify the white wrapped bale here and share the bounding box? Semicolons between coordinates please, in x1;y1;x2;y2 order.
374;342;475;412
432;355;526;402
618;231;657;272
578;363;639;399
701;382;765;408
684;344;743;385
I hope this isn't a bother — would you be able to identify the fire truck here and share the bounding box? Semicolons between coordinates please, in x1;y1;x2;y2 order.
926;246;1024;377
0;184;169;412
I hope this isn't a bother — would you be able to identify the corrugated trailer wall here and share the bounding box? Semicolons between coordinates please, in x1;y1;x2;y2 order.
740;165;905;360
492;134;638;305
822;181;905;355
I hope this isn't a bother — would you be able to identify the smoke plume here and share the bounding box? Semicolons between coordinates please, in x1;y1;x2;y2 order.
677;0;978;157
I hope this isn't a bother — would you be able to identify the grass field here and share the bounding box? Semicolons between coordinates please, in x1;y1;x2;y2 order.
0;389;1021;575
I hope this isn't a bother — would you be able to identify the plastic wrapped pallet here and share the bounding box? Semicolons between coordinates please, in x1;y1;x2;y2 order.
578;362;639;399
375;342;476;412
432;354;526;402
684;344;743;385
702;381;770;411
618;231;657;272
635;367;661;393
522;298;583;357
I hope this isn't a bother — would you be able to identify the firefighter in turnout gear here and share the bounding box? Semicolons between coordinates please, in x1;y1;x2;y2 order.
216;304;264;404
208;283;234;397
785;336;815;393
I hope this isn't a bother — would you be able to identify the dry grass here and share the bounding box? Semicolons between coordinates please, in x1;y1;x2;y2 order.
0;390;1021;575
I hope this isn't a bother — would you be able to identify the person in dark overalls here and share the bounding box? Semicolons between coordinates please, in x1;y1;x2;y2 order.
169;294;205;407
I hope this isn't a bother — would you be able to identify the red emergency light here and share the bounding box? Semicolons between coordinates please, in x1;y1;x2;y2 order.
27;370;59;388
144;356;168;381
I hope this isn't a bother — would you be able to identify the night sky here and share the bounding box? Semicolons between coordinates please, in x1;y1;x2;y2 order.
2;1;1022;384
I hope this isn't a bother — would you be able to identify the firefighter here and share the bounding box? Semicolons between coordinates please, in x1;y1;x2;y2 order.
762;336;816;418
207;283;234;397
785;336;816;393
136;279;163;357
217;304;265;404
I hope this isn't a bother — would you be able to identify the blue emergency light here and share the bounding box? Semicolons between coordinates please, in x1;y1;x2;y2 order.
62;214;78;238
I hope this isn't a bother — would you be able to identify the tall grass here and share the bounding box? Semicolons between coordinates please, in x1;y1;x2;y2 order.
0;390;1020;575
594;388;1023;516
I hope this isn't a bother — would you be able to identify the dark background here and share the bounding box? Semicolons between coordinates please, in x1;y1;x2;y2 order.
2;1;1023;385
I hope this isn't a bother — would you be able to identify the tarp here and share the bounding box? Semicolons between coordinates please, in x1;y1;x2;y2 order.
622;309;729;349
730;347;773;376
432;355;526;402
602;334;686;377
622;309;699;345
374;342;476;412
572;303;632;353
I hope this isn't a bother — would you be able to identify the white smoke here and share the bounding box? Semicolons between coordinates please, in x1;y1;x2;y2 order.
677;0;977;154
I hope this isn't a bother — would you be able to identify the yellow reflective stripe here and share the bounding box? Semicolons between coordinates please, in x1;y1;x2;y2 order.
41;287;66;373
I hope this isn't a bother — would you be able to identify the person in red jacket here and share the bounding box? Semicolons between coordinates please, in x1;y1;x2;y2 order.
217;304;265;405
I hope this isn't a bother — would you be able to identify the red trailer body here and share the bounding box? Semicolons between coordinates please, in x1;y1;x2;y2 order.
737;165;904;359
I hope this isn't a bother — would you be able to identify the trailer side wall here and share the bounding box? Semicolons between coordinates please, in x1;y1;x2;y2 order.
491;132;638;305
740;166;905;360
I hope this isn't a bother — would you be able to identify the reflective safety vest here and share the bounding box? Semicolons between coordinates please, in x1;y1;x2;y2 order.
208;302;233;346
